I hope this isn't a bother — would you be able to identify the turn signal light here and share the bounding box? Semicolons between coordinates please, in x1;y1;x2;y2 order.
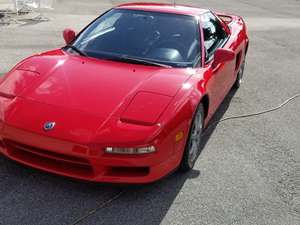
105;146;156;154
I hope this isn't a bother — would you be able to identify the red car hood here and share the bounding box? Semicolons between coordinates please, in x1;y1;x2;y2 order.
1;50;192;116
0;50;193;143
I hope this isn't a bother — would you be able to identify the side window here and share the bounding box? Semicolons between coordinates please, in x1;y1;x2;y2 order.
202;12;228;61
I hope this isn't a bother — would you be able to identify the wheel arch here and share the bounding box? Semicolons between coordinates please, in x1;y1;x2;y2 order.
179;93;209;171
245;40;249;56
199;94;209;119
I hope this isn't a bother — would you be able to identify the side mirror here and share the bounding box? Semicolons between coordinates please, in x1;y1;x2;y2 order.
212;48;235;68
63;28;76;45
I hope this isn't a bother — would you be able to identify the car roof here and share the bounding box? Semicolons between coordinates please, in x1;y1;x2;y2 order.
116;2;209;16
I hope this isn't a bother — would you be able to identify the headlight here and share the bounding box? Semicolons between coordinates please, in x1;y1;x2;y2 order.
105;146;156;154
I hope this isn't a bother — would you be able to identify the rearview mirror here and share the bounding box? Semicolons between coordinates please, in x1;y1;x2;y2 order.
63;28;76;45
212;48;235;68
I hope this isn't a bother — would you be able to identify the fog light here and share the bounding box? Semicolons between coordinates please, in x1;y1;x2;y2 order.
105;146;156;154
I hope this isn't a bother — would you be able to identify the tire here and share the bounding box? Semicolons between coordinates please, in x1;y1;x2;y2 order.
179;104;204;172
233;59;245;89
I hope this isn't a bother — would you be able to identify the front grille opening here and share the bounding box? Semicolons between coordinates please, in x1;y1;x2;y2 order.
105;166;150;177
3;139;94;178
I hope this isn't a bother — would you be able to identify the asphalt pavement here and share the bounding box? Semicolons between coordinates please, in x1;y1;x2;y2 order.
0;0;300;225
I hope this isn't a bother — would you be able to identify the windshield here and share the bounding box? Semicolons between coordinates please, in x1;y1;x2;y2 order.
70;9;201;68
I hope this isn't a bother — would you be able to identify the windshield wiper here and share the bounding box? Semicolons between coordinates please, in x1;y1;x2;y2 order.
117;55;172;68
65;45;88;57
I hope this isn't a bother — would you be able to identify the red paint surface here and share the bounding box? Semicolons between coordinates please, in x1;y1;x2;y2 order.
0;3;249;183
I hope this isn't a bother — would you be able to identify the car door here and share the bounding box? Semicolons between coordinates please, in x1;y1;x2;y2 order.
201;11;235;116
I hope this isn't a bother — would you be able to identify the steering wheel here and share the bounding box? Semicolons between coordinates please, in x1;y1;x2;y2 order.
143;30;161;55
146;30;161;45
155;39;186;57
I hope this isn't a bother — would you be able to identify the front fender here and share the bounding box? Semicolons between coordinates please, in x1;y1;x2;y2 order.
157;74;206;156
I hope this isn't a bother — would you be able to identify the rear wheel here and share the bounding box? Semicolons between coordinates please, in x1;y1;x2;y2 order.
180;104;204;171
233;60;245;89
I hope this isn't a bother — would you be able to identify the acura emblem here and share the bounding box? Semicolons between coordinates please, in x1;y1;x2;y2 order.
43;122;56;131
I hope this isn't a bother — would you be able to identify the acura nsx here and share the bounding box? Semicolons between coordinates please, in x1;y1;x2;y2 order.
0;3;249;183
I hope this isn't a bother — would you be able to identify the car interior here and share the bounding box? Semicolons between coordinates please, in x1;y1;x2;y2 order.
81;10;201;64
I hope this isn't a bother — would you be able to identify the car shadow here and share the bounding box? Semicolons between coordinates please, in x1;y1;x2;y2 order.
199;88;238;156
0;89;237;225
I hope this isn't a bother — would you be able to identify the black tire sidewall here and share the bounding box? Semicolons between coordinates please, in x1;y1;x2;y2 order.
233;60;245;89
179;104;204;171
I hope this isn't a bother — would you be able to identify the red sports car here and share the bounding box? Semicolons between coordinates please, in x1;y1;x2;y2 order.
0;3;249;183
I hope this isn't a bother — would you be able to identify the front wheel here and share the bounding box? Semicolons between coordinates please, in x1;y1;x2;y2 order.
179;104;204;171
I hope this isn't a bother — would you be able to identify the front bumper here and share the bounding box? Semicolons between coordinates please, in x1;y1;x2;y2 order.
0;125;181;184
